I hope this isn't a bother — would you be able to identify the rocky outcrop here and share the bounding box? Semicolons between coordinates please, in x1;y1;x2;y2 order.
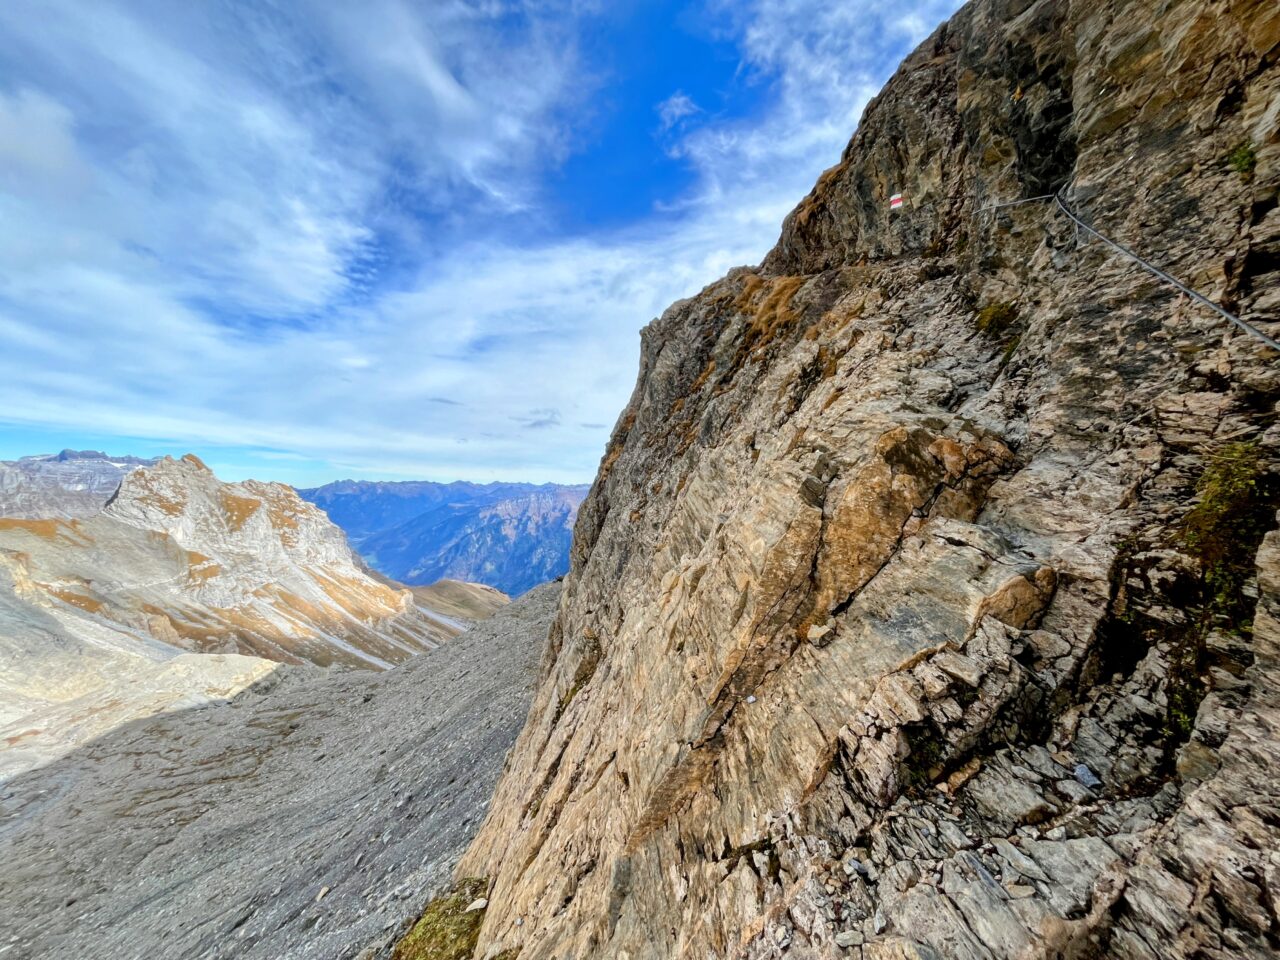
0;583;558;960
0;455;482;779
456;1;1280;958
0;449;159;519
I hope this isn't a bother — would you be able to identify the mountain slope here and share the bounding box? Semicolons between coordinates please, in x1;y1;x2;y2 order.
299;480;589;595
360;488;585;595
404;578;510;622
0;584;557;960
455;2;1280;958
0;449;160;519
0;455;479;780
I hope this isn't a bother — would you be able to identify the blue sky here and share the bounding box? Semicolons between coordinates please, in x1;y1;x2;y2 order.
0;0;963;487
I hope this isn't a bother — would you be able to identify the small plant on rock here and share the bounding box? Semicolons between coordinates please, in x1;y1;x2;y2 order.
1165;440;1275;738
392;878;489;960
1181;440;1269;617
1226;142;1257;179
974;301;1019;338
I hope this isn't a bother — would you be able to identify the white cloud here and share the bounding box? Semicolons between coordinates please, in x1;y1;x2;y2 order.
0;0;965;485
0;89;90;191
0;0;586;316
674;0;963;204
657;91;700;131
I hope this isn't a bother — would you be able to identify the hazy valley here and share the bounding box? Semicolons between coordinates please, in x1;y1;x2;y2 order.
299;480;589;596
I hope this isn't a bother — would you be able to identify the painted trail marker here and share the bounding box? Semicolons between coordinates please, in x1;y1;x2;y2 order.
889;192;904;210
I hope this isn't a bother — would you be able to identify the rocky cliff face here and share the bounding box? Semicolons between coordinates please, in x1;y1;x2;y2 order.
456;1;1280;958
0;449;160;519
0;455;478;779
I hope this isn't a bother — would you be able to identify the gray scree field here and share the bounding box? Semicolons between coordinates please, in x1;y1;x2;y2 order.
0;583;558;960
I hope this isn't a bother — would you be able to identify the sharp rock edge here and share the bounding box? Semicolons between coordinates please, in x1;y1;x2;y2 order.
458;1;1280;958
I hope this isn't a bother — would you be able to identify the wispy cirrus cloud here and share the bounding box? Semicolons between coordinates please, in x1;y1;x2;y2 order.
0;0;587;316
512;408;562;430
0;0;964;487
656;91;701;131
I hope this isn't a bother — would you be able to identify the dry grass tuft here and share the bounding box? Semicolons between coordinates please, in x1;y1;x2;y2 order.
733;274;807;359
599;410;636;479
0;518;77;541
48;586;105;614
186;551;222;582
793;162;846;228
691;359;717;392
219;493;262;532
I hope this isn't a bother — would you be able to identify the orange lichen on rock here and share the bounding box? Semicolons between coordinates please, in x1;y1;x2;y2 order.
0;518;85;542
219;492;262;532
46;586;106;614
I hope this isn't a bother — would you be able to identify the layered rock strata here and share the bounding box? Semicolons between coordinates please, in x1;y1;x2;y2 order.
0;450;159;520
457;1;1280;957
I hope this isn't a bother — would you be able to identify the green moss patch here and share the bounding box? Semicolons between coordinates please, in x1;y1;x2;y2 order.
1168;441;1276;737
996;334;1022;372
1227;142;1257;179
1181;441;1271;621
392;878;488;960
974;302;1019;338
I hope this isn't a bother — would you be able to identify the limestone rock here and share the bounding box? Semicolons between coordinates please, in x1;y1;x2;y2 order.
0;455;487;779
0;584;557;960
456;1;1280;958
0;449;160;519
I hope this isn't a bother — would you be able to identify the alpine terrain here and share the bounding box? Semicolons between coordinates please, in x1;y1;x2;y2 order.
0;585;557;960
448;0;1280;957
0;454;499;780
1;0;1278;959
299;480;590;595
0;449;160;519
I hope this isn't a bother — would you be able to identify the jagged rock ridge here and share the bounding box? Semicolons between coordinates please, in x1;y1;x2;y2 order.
456;1;1280;958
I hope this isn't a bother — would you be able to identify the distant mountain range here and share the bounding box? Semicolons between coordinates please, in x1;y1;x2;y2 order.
0;451;588;598
297;480;590;595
